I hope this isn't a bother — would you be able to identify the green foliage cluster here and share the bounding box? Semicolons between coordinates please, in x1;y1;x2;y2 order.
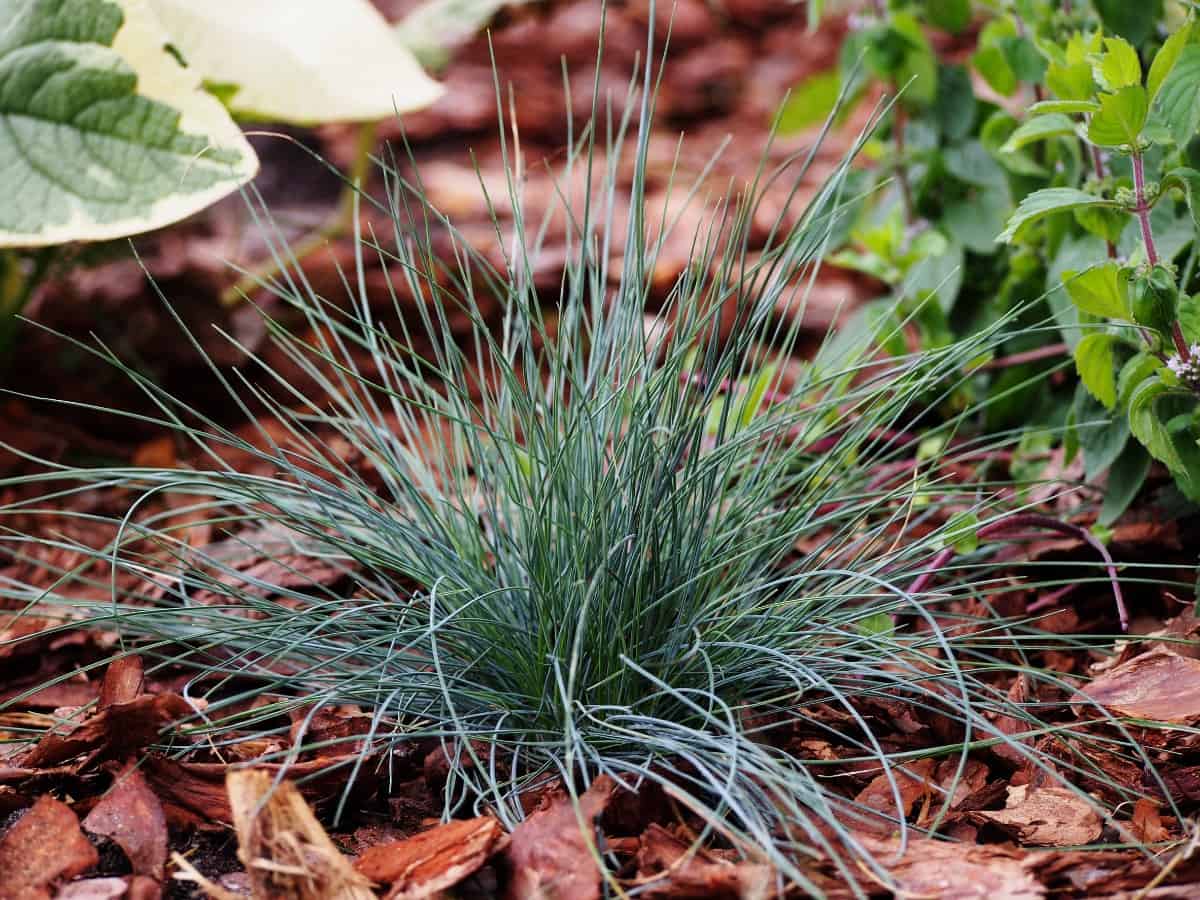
794;0;1200;523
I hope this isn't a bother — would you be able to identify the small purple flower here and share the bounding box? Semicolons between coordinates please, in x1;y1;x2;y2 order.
1167;344;1200;390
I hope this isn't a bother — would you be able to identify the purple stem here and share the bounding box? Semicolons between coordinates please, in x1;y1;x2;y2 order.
1132;153;1158;267
1132;154;1192;361
906;512;1128;631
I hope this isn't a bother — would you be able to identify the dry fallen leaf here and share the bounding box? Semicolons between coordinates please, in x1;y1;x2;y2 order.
354;816;505;899
82;763;169;881
0;795;99;900
1080;649;1200;724
504;776;615;900
853;758;936;827
226;768;374;900
975;785;1102;847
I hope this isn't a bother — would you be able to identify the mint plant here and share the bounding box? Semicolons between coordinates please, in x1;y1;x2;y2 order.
793;1;1200;522
999;19;1200;503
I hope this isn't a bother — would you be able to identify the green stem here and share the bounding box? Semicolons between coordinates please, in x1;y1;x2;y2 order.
221;121;379;307
0;249;55;356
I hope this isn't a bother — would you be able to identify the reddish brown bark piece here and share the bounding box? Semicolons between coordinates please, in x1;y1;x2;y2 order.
974;785;1102;847
0;795;99;900
82;764;168;880
1080;648;1200;723
355;816;505;899
860;835;1043;899
636;823;772;899
504;776;615;900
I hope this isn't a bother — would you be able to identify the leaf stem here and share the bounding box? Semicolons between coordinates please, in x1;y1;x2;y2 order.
1133;153;1192;360
1089;144;1117;258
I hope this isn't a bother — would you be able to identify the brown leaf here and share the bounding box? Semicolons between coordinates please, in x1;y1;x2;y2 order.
1080;649;1200;724
354;816;505;899
226;768;374;900
635;824;773;899
1130;798;1170;844
504;776;615;900
82;764;168;881
975;785;1102;847
853;758;935;826
0;795;100;900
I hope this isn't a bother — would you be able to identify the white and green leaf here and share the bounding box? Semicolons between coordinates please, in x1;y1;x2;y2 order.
0;0;258;248
148;0;443;124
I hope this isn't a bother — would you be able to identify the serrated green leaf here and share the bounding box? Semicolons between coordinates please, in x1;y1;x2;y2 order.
1027;99;1101;115
1126;378;1200;493
1062;263;1132;319
1161;166;1200;236
777;68;843;134
1148;23;1193;102
933;63;975;140
1093;0;1164;46
1087;85;1148;147
943;511;979;553
1074;383;1129;479
1179;292;1200;344
925;0;970;33
1099;440;1151;525
1046;60;1095;100
1117;352;1162;407
998;188;1120;243
1001;113;1077;152
1098;37;1142;91
1074;332;1119;408
148;0;442;124
1149;45;1200;146
0;0;258;247
973;44;1017;96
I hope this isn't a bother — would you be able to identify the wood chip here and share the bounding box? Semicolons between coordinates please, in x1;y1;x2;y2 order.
974;785;1102;847
83;763;168;881
0;795;99;900
354;816;505;899
226;768;373;900
504;776;615;900
1080;648;1200;724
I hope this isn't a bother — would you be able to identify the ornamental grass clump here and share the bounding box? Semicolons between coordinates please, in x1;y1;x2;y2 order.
0;50;1167;896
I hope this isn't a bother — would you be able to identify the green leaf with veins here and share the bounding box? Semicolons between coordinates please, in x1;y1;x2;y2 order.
1149;45;1200;146
1097;37;1142;92
1002;113;1077;153
1074;332;1119;409
1062;263;1132;319
0;0;258;247
1027;99;1100;115
998;188;1121;243
1148;23;1193;102
1087;85;1148;148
